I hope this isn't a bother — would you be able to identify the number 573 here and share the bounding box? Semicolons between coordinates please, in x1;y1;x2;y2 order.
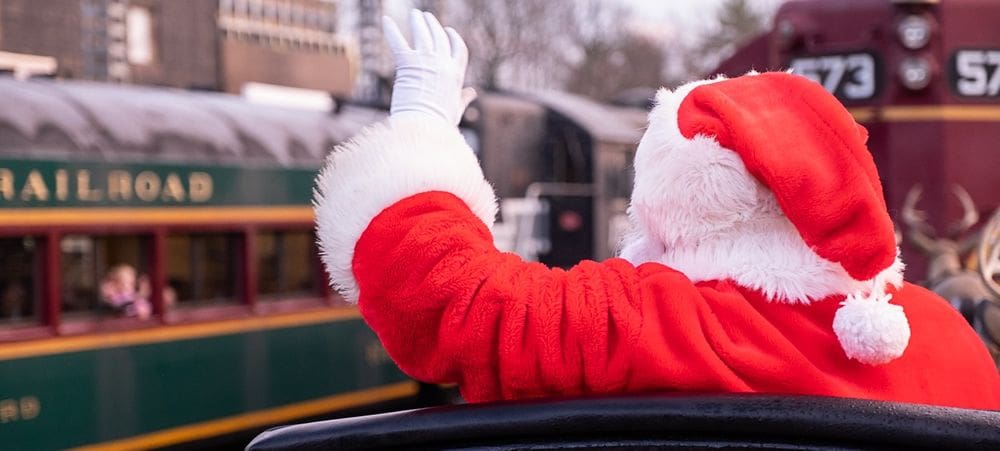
954;50;1000;97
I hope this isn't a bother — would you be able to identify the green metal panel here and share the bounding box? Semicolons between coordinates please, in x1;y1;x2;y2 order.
0;317;407;450
0;158;317;208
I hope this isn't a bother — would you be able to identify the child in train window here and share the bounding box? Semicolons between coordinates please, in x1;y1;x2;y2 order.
99;264;151;319
137;274;177;312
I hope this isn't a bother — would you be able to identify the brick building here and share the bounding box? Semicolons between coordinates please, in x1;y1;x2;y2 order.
0;0;355;95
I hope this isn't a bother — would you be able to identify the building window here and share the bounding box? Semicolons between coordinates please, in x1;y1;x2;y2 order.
277;3;289;24
0;237;40;325
126;6;155;65
263;2;277;23
166;233;240;306
61;235;151;319
257;230;318;300
249;0;263;20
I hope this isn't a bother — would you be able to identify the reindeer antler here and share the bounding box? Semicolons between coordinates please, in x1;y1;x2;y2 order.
902;185;938;253
948;184;980;239
902;185;934;234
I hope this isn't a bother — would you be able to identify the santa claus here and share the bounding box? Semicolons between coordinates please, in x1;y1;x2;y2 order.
314;11;1000;408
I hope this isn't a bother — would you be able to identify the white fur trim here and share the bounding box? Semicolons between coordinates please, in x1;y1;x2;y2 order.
833;291;911;365
313;117;497;303
620;74;905;303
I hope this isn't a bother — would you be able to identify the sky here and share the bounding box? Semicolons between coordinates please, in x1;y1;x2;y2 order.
378;0;732;30
361;0;786;46
621;0;786;22
618;0;786;43
337;0;787;84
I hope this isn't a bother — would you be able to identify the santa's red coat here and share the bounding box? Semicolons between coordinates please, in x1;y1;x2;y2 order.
352;190;1000;409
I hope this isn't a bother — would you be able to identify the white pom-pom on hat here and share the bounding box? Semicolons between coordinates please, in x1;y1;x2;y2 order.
833;287;911;365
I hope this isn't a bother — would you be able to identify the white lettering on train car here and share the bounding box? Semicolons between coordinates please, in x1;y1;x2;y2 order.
0;169;214;204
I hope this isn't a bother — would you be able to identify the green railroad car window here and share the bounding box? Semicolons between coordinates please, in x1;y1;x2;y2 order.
166;233;240;307
256;230;319;300
60;234;153;319
0;237;40;326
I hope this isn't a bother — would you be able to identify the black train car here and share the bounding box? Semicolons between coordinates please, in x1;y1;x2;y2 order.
465;91;648;267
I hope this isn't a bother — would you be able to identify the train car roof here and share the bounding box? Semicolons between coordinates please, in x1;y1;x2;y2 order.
0;77;386;168
521;90;648;145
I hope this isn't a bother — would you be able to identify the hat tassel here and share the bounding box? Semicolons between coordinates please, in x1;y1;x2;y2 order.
832;287;910;365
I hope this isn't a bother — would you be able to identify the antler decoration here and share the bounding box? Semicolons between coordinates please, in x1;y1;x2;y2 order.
949;184;980;240
902;184;982;252
901;185;936;253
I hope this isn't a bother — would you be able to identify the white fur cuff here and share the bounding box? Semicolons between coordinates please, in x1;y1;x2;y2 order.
314;117;498;302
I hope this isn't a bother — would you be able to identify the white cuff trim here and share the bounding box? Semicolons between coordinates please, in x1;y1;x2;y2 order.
314;117;497;302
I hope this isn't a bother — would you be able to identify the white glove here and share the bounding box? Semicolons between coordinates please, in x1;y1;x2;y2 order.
383;10;476;126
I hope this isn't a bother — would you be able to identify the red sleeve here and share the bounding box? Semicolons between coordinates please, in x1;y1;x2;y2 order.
353;191;749;402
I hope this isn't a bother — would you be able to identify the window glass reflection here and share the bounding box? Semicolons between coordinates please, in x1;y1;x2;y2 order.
166;233;240;306
0;237;40;325
257;230;318;300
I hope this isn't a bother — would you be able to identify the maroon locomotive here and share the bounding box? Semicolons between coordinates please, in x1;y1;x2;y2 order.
712;0;1000;284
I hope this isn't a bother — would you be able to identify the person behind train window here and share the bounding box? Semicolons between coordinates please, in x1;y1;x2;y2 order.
313;11;1000;409
137;274;177;311
100;264;151;319
0;280;28;321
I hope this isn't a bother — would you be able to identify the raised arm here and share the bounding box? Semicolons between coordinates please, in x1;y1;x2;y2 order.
314;10;491;303
314;12;750;403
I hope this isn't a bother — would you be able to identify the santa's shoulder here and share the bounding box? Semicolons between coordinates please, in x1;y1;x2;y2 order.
891;282;965;313
892;282;994;360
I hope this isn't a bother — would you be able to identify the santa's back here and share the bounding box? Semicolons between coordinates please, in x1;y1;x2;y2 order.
696;280;1000;410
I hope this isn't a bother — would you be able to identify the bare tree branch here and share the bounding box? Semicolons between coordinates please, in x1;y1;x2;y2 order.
447;0;585;91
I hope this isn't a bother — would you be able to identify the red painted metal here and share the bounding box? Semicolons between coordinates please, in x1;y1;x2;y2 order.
243;225;258;308
0;221;314;236
43;231;60;334
314;237;333;302
253;297;331;316
150;228;167;322
163;304;254;325
0;325;54;343
59;315;163;336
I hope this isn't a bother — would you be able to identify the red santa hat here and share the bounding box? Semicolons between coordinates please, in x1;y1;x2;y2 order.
622;72;909;365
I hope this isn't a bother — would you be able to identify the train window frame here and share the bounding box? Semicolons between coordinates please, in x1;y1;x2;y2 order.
159;224;252;324
56;229;161;336
0;221;340;343
253;227;327;310
0;232;51;341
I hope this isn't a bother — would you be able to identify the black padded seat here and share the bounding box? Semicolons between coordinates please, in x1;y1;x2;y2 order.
246;394;1000;450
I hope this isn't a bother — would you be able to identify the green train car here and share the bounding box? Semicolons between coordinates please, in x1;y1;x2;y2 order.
0;77;419;449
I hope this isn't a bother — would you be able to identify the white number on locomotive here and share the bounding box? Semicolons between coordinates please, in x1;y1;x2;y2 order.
789;53;877;101
953;50;1000;97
